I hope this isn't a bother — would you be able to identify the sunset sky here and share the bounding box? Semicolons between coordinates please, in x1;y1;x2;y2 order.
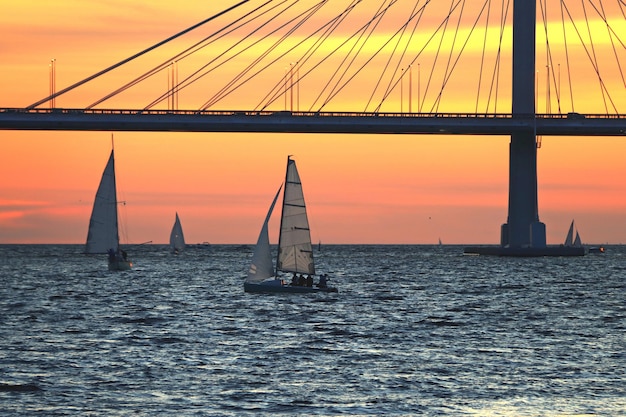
1;1;625;245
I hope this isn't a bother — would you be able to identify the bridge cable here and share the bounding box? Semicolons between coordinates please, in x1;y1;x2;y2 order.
200;1;328;110
144;0;304;110
589;0;626;89
313;0;437;113
278;0;366;111
540;0;559;113
273;0;366;112
483;0;509;113
254;0;359;111
145;0;296;110
414;0;458;114
559;0;577;112
432;0;496;114
367;1;423;113
308;0;389;113
477;0;508;113
201;1;326;110
432;0;468;113
561;1;619;113
240;0;358;111
371;0;462;113
273;0;417;113
432;0;470;113
431;0;495;113
308;0;396;112
582;0;610;113
161;0;305;110
92;0;275;110
361;0;456;113
312;0;423;113
25;0;250;109
256;1;378;112
475;0;492;114
270;0;395;113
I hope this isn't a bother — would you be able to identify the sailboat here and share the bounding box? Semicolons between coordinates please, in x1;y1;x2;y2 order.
564;219;605;254
169;212;186;254
564;219;583;248
244;156;337;294
85;147;132;271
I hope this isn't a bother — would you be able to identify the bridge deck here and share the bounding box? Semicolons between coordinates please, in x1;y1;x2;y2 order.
0;108;624;136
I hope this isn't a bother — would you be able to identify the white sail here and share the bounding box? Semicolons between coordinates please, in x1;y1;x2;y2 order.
564;220;575;247
276;157;315;275
247;185;282;283
85;150;119;254
573;230;582;247
169;212;186;252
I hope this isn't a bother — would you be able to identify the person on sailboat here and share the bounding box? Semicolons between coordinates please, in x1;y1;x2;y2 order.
306;275;313;287
108;248;116;262
318;274;328;289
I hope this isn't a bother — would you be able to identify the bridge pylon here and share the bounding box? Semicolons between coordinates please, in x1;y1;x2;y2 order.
465;0;583;256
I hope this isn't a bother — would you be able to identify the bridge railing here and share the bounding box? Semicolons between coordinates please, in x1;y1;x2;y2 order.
1;107;624;120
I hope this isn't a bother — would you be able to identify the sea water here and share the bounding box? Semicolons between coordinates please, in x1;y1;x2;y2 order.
0;244;624;416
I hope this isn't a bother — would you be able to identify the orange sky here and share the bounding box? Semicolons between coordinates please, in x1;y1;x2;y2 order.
1;1;625;245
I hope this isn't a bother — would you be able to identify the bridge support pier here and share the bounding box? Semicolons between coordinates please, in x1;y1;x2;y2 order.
464;0;583;256
500;131;546;249
465;128;583;256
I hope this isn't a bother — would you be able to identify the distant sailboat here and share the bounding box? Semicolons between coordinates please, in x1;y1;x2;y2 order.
564;220;583;248
169;212;186;253
244;156;337;293
85;147;132;271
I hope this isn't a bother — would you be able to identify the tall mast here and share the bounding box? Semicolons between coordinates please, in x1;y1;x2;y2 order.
275;156;292;275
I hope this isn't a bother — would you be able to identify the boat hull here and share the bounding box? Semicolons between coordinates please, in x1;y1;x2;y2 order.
244;280;337;294
108;260;133;271
587;246;605;254
463;245;585;257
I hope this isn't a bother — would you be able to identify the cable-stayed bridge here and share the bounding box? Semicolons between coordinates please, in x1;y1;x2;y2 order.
1;0;625;254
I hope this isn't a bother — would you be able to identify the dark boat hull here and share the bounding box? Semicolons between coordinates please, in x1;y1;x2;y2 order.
108;259;133;271
244;280;337;294
463;245;585;257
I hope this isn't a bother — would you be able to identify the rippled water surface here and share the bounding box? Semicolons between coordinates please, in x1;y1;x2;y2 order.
1;244;624;416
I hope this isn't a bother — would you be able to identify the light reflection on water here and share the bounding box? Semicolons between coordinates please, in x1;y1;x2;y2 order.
0;244;624;416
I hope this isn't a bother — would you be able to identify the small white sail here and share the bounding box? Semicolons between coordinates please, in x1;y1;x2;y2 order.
85;150;119;254
564;220;575;247
169;212;186;252
276;157;315;275
573;230;582;247
247;185;282;283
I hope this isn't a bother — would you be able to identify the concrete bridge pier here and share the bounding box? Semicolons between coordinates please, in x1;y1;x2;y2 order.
464;0;583;256
500;131;546;249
